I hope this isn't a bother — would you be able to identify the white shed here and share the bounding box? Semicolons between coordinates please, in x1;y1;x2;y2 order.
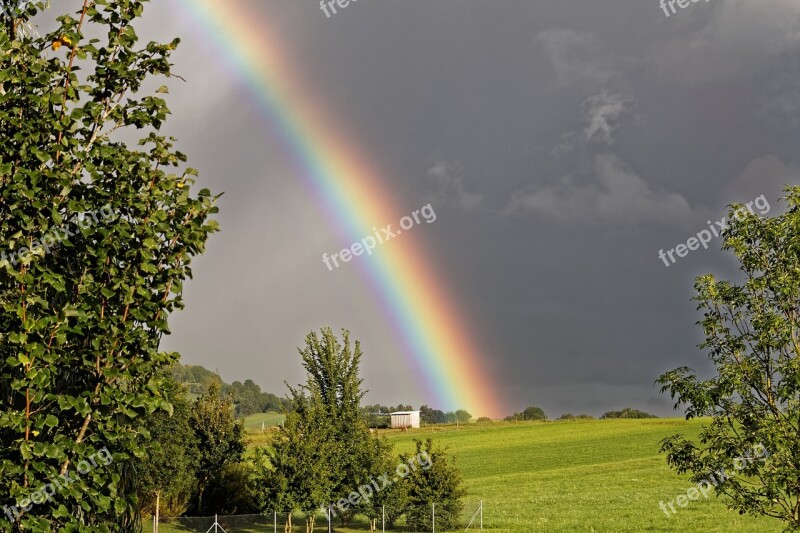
390;410;421;429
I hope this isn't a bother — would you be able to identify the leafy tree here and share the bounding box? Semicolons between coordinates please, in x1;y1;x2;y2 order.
658;190;800;530
0;0;218;530
257;328;371;532
358;437;408;532
420;405;447;425
600;408;656;419
402;438;465;531
293;328;370;517
523;406;546;420
189;383;246;515
505;406;547;421
455;409;472;423
200;461;259;516
133;371;199;520
256;397;335;533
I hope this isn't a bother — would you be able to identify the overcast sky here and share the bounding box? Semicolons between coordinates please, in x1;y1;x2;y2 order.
124;0;800;418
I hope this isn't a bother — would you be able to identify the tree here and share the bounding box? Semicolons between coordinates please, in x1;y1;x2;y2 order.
133;371;199;520
189;383;246;515
256;395;336;533
358;437;408;532
455;410;472;424
505;406;547;421
293;327;370;524
420;405;447;425
402;438;466;531
256;328;372;533
658;190;800;530
0;1;218;530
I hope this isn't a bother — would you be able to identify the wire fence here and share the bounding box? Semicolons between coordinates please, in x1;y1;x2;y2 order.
143;500;483;532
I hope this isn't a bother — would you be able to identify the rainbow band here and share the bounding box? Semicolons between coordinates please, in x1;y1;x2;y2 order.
173;0;504;417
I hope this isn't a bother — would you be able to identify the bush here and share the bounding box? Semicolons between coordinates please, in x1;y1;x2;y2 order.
401;439;465;532
476;417;493;423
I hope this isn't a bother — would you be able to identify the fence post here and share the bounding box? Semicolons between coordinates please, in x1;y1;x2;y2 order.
480;500;483;530
273;510;276;533
432;502;435;533
382;505;385;533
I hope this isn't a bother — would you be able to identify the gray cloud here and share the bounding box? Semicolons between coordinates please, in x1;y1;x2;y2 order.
426;160;482;212
583;91;634;145
650;0;800;85
506;154;691;225
538;28;615;88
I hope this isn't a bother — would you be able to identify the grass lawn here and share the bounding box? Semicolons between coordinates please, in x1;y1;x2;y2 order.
148;418;780;532
240;412;286;431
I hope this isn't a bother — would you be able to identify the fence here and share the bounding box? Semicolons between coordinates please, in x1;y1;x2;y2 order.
143;501;483;532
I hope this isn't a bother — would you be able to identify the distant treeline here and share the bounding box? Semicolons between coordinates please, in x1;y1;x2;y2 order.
504;406;657;421
600;408;657;419
171;363;291;417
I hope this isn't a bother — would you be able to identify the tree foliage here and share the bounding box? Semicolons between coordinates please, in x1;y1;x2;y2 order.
402;438;465;532
188;383;246;515
658;189;800;530
505;406;547;421
133;370;198;518
0;0;218;530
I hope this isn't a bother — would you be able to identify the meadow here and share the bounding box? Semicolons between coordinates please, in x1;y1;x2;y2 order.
151;417;779;532
381;418;777;532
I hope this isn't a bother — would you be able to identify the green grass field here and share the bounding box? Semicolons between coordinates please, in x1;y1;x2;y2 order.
381;418;778;532
150;418;781;532
240;412;286;431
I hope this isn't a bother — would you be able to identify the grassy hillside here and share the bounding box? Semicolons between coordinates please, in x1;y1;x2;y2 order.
241;411;286;431
380;418;778;532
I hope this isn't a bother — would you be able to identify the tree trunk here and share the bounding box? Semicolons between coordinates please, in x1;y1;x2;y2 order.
370;517;377;532
154;490;161;533
306;515;315;533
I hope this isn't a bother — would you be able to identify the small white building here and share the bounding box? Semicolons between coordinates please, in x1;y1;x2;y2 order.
390;410;421;429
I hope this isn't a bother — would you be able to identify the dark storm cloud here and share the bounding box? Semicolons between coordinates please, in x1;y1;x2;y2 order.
133;0;800;417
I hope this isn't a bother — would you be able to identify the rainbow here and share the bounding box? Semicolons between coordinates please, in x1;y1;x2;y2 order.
171;0;506;417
